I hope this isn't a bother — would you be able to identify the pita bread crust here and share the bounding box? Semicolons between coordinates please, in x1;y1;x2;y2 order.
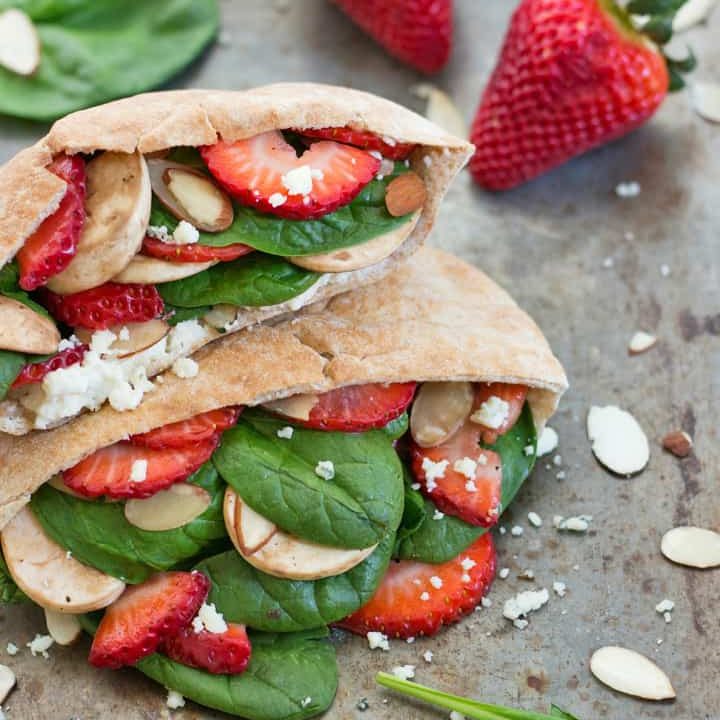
0;248;567;525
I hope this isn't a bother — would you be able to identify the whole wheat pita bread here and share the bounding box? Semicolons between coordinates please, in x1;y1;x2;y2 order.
0;83;473;434
0;247;567;528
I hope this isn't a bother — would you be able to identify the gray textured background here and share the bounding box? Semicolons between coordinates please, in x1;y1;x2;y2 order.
0;1;718;718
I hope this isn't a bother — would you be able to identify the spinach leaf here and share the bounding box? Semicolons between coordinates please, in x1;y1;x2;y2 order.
0;554;27;603
0;262;51;318
137;628;337;720
157;253;319;309
381;412;409;441
149;163;413;257
164;303;211;327
213;409;405;549
30;462;227;584
0;350;27;403
195;532;395;632
0;0;219;121
393;472;427;549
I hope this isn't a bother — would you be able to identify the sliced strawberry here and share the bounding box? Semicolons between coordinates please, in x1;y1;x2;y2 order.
10;344;87;389
142;236;253;264
163;622;252;675
296;127;417;160
130;407;242;450
89;571;210;669
410;421;502;527
40;282;164;331
17;154;86;291
290;382;417;432
62;436;219;500
338;533;496;638
472;382;527;444
201;131;380;220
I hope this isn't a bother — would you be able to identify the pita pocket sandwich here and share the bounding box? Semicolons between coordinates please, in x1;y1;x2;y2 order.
0;248;566;720
0;83;472;436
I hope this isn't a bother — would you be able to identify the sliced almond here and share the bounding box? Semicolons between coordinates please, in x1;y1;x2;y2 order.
587;405;650;475
47;474;86;499
223;487;276;555
590;646;675;700
289;212;420;273
410;381;474;448
661;430;693;458
0;296;60;354
47;151;152;294
691;81;720;124
1;506;125;613
44;608;82;646
112;253;215;284
384;173;427;217
412;83;468;138
75;319;170;358
673;0;718;31
0;664;16;704
148;159;234;232
0;9;40;76
262;393;319;422
661;526;720;568
628;331;657;355
124;483;211;532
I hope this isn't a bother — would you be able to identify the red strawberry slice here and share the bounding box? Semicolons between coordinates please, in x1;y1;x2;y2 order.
62;436;219;500
163;622;252;675
410;421;502;527
17;154;86;291
40;282;164;331
10;343;87;389
89;571;210;669
333;0;452;74
296;127;417;160
472;382;527;445
201;131;380;220
131;407;242;450
142;236;253;264
338;533;496;638
289;382;417;432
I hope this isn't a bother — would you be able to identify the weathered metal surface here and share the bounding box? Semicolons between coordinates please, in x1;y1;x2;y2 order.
0;1;717;718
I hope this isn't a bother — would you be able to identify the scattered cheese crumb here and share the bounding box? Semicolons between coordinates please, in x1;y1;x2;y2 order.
477;453;488;465
147;225;171;242
615;181;641;198
5;644;17;657
411;482;421;490
629;331;657;354
433;509;445;520
499;526;507;535
315;460;335;481
460;557;476;571
553;515;592;532
602;257;614;269
429;576;443;589
656;599;675;614
166;689;185;709
367;631;390;651
461;573;471;583
499;568;510;579
420;592;430;601
421;457;448;491
276;426;294;439
171;357;199;379
392;664;416;681
513;619;529;630
553;581;567;597
553;454;562;466
268;192;287;207
172;220;200;245
406;637;415;644
192;602;228;635
27;634;54;659
470;396;509;429
660;263;671;277
527;511;542;528
465;479;477;492
536;426;559;457
423;650;433;663
524;445;535;456
118;326;130;342
453;457;477;479
450;712;466;720
282;165;322;196
503;588;549;623
480;596;492;608
129;459;148;483
664;612;672;624
556;471;566;480
301;697;312;708
511;525;524;537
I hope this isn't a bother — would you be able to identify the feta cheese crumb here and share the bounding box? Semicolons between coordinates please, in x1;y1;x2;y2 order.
513;619;529;630
536;426;559;456
366;631;389;651
480;596;493;609
423;650;433;663
453;456;477;479
118;326;130;342
147;225;171;242
527;511;542;528
553;515;592;532
192;602;228;635
553;581;567;597
656;599;675;614
171;357;199;379
460;557;477;571
602;257;614;269
276;426;294;439
664;612;672;624
429;576;443;589
268;192;287;207
524;445;535;456
301;697;312;708
511;525;524;537
615;181;641;198
410;482;421;490
281;165;322;196
660;263;671;277
432;509;445;520
5;643;17;656
470;396;509;429
392;665;415;681
420;591;430;601
464;479;477;493
421;457;448;491
477;453;488;465
553;454;562;466
172;220;200;245
503;588;549;622
406;637;415;644
450;712;466;720
315;460;335;481
461;573;471;583
166;689;186;709
499;526;507;535
499;568;510;579
129;459;148;483
27;634;54;658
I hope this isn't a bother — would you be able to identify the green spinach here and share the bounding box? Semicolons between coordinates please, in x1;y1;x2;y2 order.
213;410;404;549
0;350;26;403
0;0;219;121
157;253;319;309
0;554;26;604
195;532;394;633
381;412;409;441
30;462;227;584
0;262;51;318
164;303;212;327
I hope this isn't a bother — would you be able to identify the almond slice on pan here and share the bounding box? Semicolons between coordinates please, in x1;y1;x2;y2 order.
0;9;40;76
587;405;649;475
124;483;211;532
410;381;474;448
0;296;60;354
661;526;720;568
112;253;216;284
1;506;125;613
75;319;170;359
262;393;319;422
47;151;152;294
288;212;419;273
590;646;675;700
44;608;82;646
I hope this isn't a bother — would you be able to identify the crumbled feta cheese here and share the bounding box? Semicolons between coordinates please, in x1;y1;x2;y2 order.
411;483;421;491
453;456;477;479
57;336;80;352
366;631;389;651
553;454;562;466
147;225;171;242
27;634;54;658
556;471;566;480
276;426;294;439
166;689;185;709
664;612;672;624
660;263;671;277
406;637;415;644
527;511;542;528
192;602;228;635
523;445;534;456
615;181;641;198
315;460;335;481
90;329;118;355
602;257;614;269
499;568;510;579
655;599;675;614
511;525;524;537
129;459;148;483
470;396;509;430
480;596;492;608
421;457;448;491
553;515;592;532
268;192;287;207
513;619;529;630
450;712;466;720
420;592;430;601
171;357;199;379
118;326;130;341
392;665;415;681
423;650;433;663
65;550;72;559
477;453;488;465
171;220;200;245
460;557;477;571
433;509;445;520
301;697;312;708
553;581;567;597
503;588;549;622
429;576;443;589
5;643;17;656
281;165;323;196
369;150;383;161
536;426;559;457
499;526;507;535
464;479;477;493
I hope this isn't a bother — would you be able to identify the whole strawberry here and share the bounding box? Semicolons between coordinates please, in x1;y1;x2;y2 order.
332;0;452;74
470;0;694;190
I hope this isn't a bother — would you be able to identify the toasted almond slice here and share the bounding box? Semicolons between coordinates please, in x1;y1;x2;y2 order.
223;487;276;555
124;483;211;532
385;174;427;217
674;0;718;31
47;474;86;499
289;212;419;273
0;296;60;355
412;83;468;138
75;319;170;358
148;160;234;232
44;608;82;646
628;331;657;355
590;646;675;700
0;9;40;76
410;381;474;448
1;506;125;613
113;253;215;284
47;151;151;294
691;81;720;123
661;526;720;568
587;405;650;475
0;664;15;704
661;430;693;458
262;393;319;422
225;489;375;580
